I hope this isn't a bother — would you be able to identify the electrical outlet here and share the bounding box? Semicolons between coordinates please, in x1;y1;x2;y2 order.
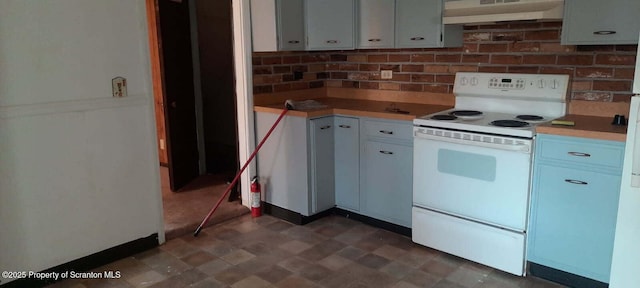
112;77;127;97
381;70;393;80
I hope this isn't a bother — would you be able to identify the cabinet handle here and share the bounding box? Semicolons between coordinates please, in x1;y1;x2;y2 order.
380;150;394;155
565;179;588;185
287;40;300;44
338;125;351;128
368;39;381;42
410;37;425;41
379;130;393;135
320;125;332;130
593;31;617;35
326;40;338;44
568;152;591;157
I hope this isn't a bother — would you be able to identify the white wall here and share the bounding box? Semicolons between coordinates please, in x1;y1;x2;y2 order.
0;0;163;280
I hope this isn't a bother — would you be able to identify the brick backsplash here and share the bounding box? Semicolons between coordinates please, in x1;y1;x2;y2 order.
252;21;638;102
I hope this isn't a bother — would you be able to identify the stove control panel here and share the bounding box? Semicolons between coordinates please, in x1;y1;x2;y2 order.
454;72;570;101
489;77;526;90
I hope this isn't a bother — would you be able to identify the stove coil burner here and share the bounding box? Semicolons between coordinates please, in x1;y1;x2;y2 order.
490;120;531;127
449;110;483;117
516;115;544;121
431;114;457;120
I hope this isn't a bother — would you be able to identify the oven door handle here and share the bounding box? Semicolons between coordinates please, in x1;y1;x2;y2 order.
415;133;530;153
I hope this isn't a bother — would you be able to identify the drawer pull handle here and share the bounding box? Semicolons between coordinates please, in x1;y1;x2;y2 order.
410;37;425;41
326;40;338;44
338;125;351;128
565;179;588;185
568;152;591;157
379;130;393;135
320;125;332;130
368;38;381;42
593;31;616;35
380;150;394;155
287;40;300;44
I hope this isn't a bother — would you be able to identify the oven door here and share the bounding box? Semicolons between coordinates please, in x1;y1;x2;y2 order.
413;127;532;231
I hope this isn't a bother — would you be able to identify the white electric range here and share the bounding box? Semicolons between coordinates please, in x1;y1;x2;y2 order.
412;72;570;276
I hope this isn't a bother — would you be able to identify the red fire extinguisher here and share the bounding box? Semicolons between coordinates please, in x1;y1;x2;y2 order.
250;176;262;217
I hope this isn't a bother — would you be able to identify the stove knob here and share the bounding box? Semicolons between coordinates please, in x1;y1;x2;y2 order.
461;77;469;85
537;79;545;88
551;79;559;89
470;77;479;86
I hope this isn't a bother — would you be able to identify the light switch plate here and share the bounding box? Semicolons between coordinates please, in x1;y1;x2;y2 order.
112;77;127;97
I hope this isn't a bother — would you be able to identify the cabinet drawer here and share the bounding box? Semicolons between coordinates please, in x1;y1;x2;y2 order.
536;135;624;171
363;119;412;141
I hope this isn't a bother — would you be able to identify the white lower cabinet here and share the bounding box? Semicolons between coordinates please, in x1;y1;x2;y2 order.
255;112;334;216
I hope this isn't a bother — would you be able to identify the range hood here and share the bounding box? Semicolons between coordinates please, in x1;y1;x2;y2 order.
443;0;564;25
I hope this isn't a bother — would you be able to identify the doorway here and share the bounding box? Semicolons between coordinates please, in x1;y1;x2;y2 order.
146;0;248;239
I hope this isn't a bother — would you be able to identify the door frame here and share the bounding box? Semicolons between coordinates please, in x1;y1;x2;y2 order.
145;0;254;207
231;0;254;208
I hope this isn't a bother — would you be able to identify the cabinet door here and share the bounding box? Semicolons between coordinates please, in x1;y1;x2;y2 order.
305;0;355;50
361;140;412;227
310;117;335;214
528;164;621;283
562;0;640;45
277;0;305;50
251;0;278;52
357;0;395;48
395;0;443;48
334;117;360;211
255;112;310;215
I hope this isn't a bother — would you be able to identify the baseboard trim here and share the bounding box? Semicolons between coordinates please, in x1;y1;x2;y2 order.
528;262;608;288
334;208;412;237
0;234;159;288
261;202;412;237
261;202;332;225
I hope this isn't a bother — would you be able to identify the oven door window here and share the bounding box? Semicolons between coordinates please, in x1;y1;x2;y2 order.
413;137;531;231
438;149;496;182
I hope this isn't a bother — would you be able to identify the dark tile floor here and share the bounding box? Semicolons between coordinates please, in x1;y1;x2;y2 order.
160;166;250;240
47;214;566;288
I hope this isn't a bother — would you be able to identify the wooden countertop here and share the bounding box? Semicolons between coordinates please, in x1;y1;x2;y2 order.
536;114;627;142
254;97;452;121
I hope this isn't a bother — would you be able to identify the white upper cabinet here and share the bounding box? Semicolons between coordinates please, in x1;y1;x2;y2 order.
561;0;640;45
278;0;305;50
251;0;277;52
305;0;355;50
250;0;304;52
357;0;395;49
395;0;462;48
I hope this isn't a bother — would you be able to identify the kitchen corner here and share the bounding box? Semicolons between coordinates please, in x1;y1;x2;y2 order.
252;87;453;233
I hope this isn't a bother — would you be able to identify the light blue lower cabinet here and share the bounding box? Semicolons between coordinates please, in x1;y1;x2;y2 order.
310;117;336;214
334;116;360;211
360;140;413;227
257;111;413;228
528;134;624;284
